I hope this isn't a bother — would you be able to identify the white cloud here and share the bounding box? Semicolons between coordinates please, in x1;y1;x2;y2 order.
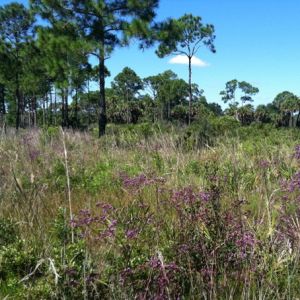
169;55;209;67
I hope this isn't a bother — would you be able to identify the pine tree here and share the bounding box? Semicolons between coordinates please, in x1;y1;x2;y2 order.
0;2;35;130
31;0;159;136
155;14;216;124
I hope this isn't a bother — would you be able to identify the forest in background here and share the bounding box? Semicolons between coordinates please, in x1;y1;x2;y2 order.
1;2;300;135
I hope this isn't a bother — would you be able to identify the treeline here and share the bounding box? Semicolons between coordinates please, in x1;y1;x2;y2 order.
0;2;299;134
0;1;216;135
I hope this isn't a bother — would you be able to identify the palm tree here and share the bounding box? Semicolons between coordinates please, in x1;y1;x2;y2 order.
280;95;299;127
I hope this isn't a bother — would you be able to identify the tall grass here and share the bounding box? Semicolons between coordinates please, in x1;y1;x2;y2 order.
1;124;300;299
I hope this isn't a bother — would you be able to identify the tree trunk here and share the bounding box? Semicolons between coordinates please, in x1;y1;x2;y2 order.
75;87;78;128
65;88;69;128
16;87;21;131
21;92;25;128
98;38;106;137
49;89;53;126
126;90;130;124
289;111;293;128
42;97;46;127
32;96;37;127
61;88;69;128
188;56;192;125
45;94;49;126
0;84;6;132
152;96;156;123
16;78;21;131
296;109;300;127
87;78;91;125
0;84;5;114
54;88;57;126
61;89;65;127
28;100;31;128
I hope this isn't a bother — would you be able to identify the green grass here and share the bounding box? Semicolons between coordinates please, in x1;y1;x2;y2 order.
1;124;300;299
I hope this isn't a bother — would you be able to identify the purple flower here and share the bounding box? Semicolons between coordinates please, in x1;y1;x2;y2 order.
86;272;98;284
99;219;117;239
120;173;165;193
28;148;40;161
79;209;91;217
122;173;148;189
282;172;300;193
96;203;114;213
178;244;189;254
149;257;161;269
172;187;197;205
259;160;270;168
119;268;133;285
71;209;97;228
201;267;214;278
125;229;139;239
294;145;300;160
235;232;256;248
165;262;179;271
199;191;212;202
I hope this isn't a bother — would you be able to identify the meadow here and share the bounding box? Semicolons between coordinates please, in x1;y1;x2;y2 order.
1;124;300;299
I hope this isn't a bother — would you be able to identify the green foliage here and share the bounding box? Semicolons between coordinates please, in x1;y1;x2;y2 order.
156;14;216;58
185;159;201;175
0;218;18;247
221;80;259;125
210;115;240;132
220;79;238;104
237;104;255;125
32;0;160;135
52;207;73;245
179;120;214;149
42;126;60;140
0;2;36;129
155;13;216;123
152;151;165;172
2;127;300;298
238;81;259;104
82;161;116;194
0;241;38;280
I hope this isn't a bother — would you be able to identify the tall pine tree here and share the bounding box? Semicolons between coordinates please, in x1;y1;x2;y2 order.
0;2;35;130
31;0;159;136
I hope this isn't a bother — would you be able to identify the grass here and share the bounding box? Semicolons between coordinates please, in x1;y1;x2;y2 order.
1;124;300;299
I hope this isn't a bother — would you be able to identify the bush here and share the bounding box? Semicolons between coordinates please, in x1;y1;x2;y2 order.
0;218;18;247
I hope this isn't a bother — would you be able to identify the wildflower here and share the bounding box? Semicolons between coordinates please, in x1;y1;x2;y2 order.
99;219;117;239
294;145;300;160
28;148;40;161
119;268;133;285
122;173;148;189
282;172;300;193
165;262;179;271
120;173;165;193
259;160;270;168
201;267;214;278
199;191;212;202
96;202;114;212
172;187;197;205
149;257;161;269
235;232;256;248
125;229;139;239
86;272;98;285
178;244;189;254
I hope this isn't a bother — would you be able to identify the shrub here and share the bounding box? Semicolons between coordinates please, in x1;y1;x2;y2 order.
0;218;18;247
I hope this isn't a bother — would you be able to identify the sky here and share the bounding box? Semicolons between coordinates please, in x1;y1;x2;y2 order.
1;0;300;107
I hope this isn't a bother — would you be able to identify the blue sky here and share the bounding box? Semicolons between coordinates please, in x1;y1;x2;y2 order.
1;0;300;107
